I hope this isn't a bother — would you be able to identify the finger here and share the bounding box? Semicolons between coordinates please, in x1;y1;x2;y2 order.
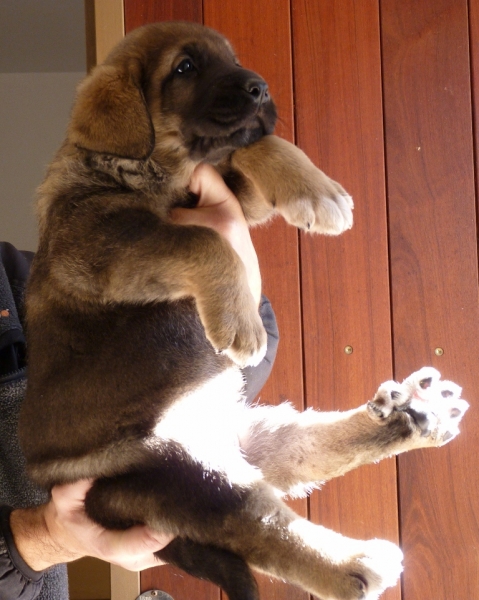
102;525;174;559
51;479;94;509
113;553;168;571
189;164;235;208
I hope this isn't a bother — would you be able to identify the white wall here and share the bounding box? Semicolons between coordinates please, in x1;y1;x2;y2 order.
0;72;84;251
0;0;86;251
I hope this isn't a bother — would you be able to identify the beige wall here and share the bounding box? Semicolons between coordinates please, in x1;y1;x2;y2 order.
0;2;113;598
0;0;86;251
0;72;83;251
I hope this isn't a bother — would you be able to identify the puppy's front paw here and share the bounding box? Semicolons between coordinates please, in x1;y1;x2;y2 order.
278;170;353;236
342;539;403;600
368;367;469;448
231;136;353;235
222;307;268;368
198;292;267;368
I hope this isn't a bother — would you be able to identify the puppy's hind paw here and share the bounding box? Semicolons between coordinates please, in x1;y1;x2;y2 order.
351;539;403;600
369;367;469;448
325;538;403;600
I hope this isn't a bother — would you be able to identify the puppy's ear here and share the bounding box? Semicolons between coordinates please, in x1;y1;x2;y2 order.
69;60;154;159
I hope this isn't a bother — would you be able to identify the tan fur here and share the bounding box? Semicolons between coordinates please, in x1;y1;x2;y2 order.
20;22;467;600
229;136;353;233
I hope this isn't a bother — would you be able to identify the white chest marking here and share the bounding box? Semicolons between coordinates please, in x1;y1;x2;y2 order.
154;367;261;486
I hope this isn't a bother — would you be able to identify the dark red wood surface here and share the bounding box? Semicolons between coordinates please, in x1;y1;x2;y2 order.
121;1;479;599
293;2;399;599
124;0;202;28
203;5;307;600
381;0;479;598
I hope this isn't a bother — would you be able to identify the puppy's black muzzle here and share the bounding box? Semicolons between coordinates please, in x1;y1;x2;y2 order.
244;77;270;106
182;65;277;161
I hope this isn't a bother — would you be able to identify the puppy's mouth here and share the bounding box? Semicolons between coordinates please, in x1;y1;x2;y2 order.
188;125;266;163
186;104;277;163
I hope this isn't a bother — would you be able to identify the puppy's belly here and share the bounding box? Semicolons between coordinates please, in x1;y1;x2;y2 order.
154;366;261;486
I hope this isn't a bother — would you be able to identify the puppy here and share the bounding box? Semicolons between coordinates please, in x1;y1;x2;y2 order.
20;22;468;600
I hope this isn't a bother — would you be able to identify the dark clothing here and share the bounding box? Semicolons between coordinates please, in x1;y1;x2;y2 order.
0;506;43;600
0;242;278;600
0;242;69;600
243;294;279;404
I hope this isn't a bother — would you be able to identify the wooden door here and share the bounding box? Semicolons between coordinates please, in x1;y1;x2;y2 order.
109;1;479;599
381;0;479;597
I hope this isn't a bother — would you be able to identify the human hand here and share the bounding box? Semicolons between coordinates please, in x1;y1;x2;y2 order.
10;480;173;572
171;163;262;305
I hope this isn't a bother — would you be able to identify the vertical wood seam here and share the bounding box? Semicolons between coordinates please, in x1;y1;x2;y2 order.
377;5;403;597
466;0;479;257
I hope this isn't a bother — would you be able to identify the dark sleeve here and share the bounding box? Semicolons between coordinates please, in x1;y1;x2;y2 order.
0;506;44;600
242;295;279;404
0;245;45;599
0;242;33;377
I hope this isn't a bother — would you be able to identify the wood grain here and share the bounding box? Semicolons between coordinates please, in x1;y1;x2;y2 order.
204;0;304;414
292;1;400;599
472;0;479;204
124;0;202;31
381;0;479;597
204;3;307;599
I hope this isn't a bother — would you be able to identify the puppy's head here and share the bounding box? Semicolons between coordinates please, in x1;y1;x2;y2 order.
69;22;277;165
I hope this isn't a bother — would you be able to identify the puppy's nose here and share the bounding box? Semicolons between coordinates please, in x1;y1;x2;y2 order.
245;79;270;104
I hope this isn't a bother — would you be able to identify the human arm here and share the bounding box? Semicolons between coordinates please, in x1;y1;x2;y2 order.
8;480;173;573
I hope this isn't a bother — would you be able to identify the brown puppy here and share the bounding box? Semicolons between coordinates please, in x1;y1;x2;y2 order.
20;22;468;600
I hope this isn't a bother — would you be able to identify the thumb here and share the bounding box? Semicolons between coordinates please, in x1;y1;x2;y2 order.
51;479;94;511
105;525;173;556
189;164;235;208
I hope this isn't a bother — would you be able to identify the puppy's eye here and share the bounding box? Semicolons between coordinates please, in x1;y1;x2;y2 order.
175;59;196;74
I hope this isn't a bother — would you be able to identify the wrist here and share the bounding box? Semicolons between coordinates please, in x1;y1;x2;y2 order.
10;506;82;571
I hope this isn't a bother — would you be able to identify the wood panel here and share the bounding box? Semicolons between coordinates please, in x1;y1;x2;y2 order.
204;4;306;599
124;0;202;29
381;0;479;598
292;2;400;600
470;0;479;225
204;4;305;598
